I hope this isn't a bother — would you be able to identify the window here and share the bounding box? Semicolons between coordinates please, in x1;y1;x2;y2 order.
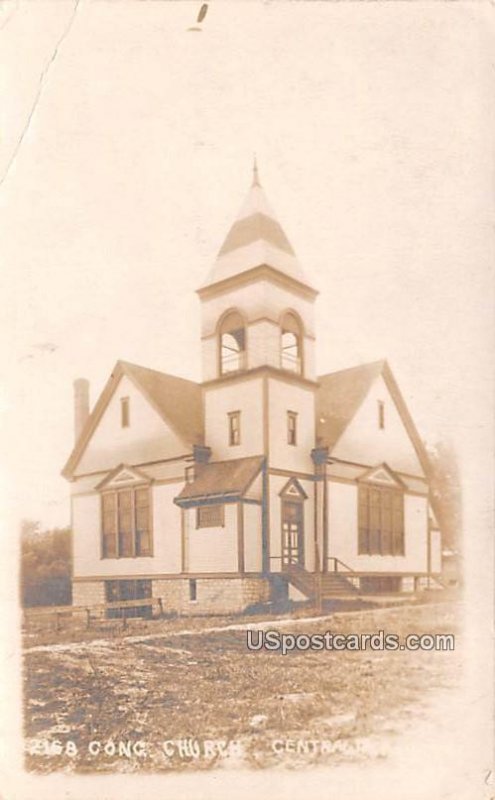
101;486;152;558
196;504;224;528
358;484;404;556
280;312;302;374
219;311;246;374
378;400;385;430
228;411;241;446
287;411;298;445
121;397;130;427
105;579;152;618
189;579;197;602
185;465;195;484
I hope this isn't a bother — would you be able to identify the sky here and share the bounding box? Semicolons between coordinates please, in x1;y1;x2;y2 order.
1;0;493;529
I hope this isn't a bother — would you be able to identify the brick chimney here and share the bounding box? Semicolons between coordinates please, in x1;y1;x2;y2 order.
73;378;90;442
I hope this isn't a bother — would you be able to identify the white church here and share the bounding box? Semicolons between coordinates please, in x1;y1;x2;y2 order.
63;166;442;615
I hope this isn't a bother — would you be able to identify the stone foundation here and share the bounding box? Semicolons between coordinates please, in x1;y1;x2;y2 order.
71;576;271;616
72;580;106;606
152;576;271;615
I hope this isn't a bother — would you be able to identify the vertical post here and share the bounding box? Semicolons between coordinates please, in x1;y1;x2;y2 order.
181;508;187;574
237;501;245;574
261;458;270;574
315;541;322;613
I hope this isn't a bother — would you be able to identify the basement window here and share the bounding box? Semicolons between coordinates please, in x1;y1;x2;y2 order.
189;579;197;602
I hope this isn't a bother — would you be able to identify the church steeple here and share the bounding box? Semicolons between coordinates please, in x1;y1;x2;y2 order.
200;164;315;292
197;165;318;385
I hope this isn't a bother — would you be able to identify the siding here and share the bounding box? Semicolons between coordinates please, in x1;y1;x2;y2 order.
331;374;425;476
76;375;187;476
185;503;238;573
327;480;428;573
243;502;263;572
72;481;183;578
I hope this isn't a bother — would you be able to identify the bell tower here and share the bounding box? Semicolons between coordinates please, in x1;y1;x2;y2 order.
197;163;319;471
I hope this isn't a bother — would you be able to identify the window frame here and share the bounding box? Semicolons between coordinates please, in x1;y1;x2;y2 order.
101;484;153;559
120;396;130;428
228;410;241;446
196;504;225;529
358;483;404;556
287;411;298;446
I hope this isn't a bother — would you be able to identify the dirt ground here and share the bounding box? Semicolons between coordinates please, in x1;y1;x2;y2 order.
23;600;462;774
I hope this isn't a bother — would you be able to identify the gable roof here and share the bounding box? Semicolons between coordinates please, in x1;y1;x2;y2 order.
174;455;264;505
316;360;385;450
316;360;431;478
200;167;315;292
62;360;203;479
357;462;407;489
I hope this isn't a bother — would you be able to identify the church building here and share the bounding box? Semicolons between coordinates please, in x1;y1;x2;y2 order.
63;165;442;614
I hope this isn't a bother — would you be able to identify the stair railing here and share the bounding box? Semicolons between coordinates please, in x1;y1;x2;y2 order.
327;557;355;573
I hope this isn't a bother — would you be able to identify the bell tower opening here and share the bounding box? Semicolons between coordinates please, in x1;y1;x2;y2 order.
197;163;318;469
280;311;303;375
219;311;246;375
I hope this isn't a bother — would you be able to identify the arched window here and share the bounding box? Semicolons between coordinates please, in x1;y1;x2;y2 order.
280;312;302;374
219;311;246;375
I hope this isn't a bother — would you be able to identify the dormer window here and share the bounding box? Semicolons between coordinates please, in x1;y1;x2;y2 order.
121;397;130;428
219;311;246;375
281;312;302;374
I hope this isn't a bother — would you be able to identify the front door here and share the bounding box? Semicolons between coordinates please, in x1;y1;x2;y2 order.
282;501;304;567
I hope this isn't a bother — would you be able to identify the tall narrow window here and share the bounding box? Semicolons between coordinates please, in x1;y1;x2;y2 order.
118;490;133;557
135;487;152;556
228;411;241;446
189;579;197;602
102;493;118;558
280;312;303;374
378;400;385;430
121;397;130;428
101;486;152;558
219;311;246;374
287;411;298;446
358;484;404;556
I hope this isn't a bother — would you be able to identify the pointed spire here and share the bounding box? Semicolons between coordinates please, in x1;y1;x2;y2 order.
199;164;316;293
252;154;260;187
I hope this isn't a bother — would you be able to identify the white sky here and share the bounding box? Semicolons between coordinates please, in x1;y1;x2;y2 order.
1;0;493;528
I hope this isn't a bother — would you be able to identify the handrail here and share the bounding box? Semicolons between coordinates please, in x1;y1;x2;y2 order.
327;557;356;573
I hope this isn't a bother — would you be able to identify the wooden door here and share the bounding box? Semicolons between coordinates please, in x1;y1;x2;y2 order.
282;501;304;567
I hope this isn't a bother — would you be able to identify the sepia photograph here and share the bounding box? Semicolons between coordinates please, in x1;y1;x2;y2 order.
0;1;493;798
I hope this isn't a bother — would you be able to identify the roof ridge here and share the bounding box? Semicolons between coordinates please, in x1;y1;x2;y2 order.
118;360;200;387
318;359;386;381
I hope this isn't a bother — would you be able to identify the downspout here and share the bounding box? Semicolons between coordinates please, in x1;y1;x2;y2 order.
261;458;269;574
